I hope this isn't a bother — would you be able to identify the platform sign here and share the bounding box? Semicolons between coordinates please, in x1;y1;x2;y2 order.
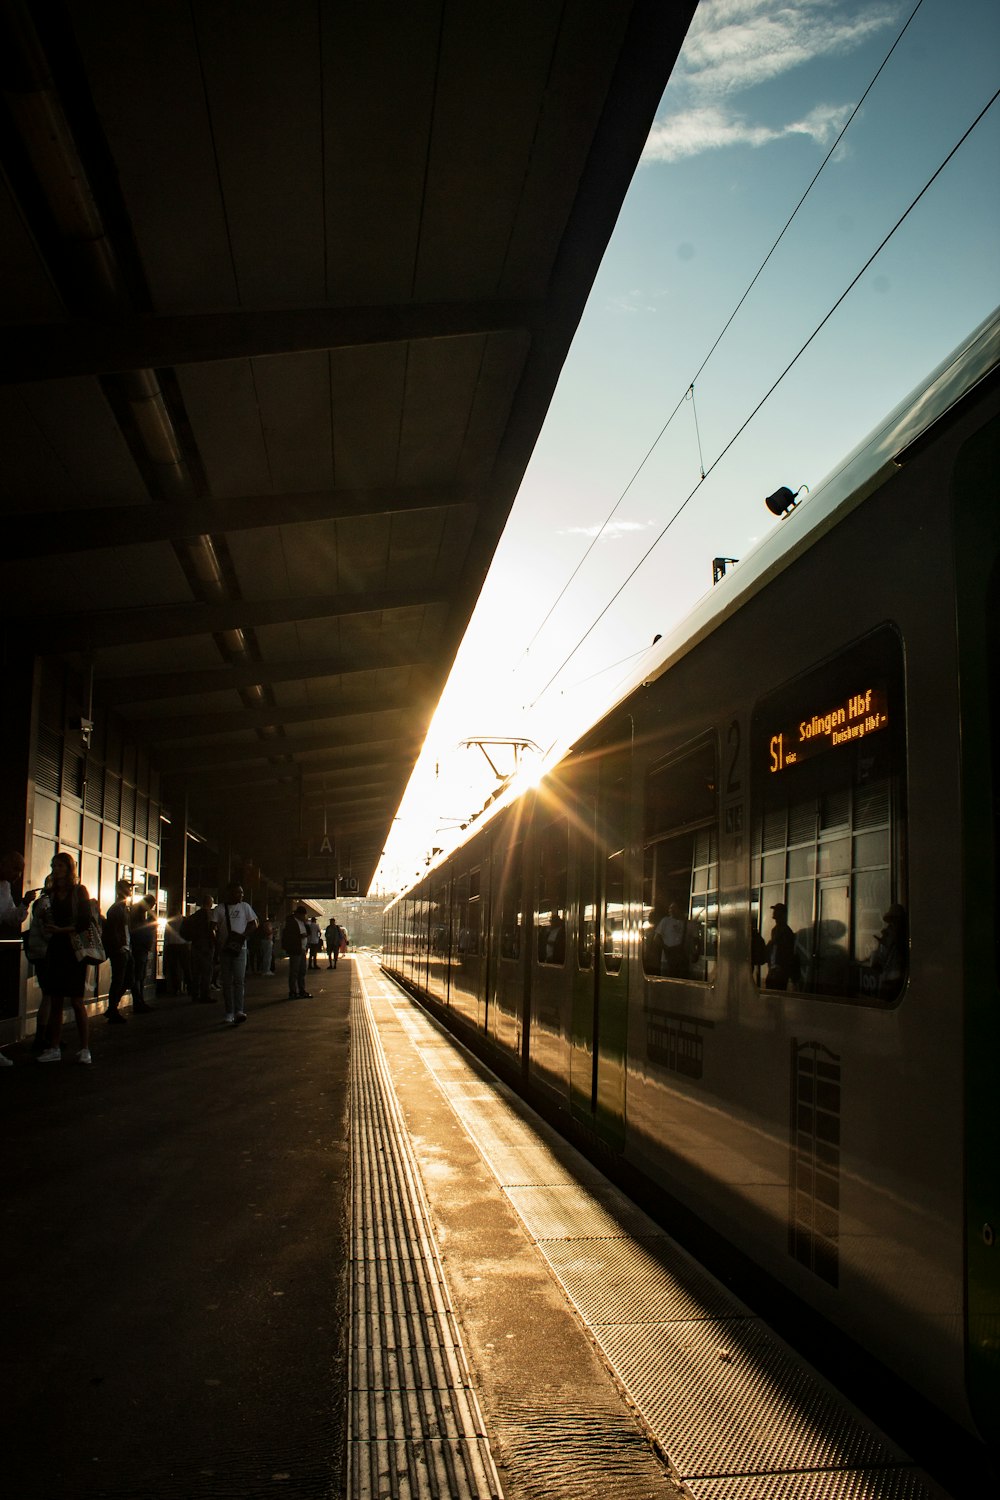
283;879;336;899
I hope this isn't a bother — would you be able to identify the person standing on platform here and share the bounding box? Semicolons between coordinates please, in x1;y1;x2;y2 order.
36;851;93;1065
281;904;311;999
0;851;30;1066
305;914;322;970
257;913;274;976
213;882;258;1025
129;893;157;1009
162;911;191;995
105;878;140;1023
324;917;342;969
187;892;217;1003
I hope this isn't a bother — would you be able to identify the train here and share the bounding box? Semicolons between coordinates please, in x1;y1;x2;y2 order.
381;309;1000;1453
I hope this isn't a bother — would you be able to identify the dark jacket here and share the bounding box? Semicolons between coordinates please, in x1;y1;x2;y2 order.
282;915;306;955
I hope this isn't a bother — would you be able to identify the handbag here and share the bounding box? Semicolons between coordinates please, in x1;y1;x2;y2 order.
222;906;245;956
72;915;106;964
70;888;106;964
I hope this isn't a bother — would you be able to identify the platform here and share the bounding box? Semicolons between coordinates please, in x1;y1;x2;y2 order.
0;955;959;1498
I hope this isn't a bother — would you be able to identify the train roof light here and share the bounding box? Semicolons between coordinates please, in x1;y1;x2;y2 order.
765;484;809;517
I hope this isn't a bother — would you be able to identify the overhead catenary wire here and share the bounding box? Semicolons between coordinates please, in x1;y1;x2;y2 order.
519;0;927;662
528;80;1000;712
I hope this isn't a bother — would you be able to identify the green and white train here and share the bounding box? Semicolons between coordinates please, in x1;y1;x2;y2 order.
383;311;1000;1452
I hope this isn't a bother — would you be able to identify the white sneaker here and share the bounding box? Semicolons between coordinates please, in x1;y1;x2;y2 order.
77;1048;92;1065
224;1015;235;1024
37;1047;61;1063
0;1052;13;1067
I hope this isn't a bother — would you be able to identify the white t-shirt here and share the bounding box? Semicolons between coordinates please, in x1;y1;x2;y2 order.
213;900;258;938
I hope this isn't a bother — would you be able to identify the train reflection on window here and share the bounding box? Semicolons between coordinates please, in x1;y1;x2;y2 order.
577;800;597;970
601;757;629;975
536;816;568;965
751;627;907;1004
642;736;719;983
454;869;480;959
499;841;523;960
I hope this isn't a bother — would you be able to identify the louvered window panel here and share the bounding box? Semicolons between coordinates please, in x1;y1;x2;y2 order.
121;782;136;833
788;799;816;846
854;780;890;830
762;807;786;852
36;727;61;795
85;771;103;815
64;750;84;801
105;775;122;826
820;787;850;830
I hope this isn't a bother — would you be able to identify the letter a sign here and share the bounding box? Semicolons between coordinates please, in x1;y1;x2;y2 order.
319;835;333;854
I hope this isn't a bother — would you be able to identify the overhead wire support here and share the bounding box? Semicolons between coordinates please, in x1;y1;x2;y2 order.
519;0;927;666
686;384;705;479
529;79;1000;713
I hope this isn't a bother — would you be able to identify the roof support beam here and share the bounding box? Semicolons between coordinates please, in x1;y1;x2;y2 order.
33;587;449;650
157;732;421;775
98;651;430;705
0;301;541;383
145;694;417;742
167;757;404;793
6;485;474;560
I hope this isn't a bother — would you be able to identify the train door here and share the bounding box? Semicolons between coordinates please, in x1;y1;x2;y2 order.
815;879;851;993
594;743;630;1145
569;732;630;1144
570;792;598;1120
494;818;527;1059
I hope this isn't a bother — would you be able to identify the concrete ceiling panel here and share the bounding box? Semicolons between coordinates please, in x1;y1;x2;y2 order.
176;360;274;497
66;0;239;311
0;380;147;507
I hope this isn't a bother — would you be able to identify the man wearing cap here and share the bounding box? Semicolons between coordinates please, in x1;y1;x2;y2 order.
281;904;312;1001
105;878;150;1022
765;902;797;991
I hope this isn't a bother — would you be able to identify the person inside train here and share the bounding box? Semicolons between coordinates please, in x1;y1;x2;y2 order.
654;900;689;979
872;903;907;1001
765;902;799;990
540;910;566;965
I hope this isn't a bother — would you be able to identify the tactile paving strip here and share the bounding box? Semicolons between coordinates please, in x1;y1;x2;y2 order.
371;967;947;1500
348;974;504;1499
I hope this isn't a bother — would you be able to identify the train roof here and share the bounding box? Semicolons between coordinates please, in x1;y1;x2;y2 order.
627;306;1000;702
388;308;999;903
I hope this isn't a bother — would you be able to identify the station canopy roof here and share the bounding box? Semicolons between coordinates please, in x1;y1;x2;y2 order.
0;1;694;891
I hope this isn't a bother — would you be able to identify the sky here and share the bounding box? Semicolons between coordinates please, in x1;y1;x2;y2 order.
371;0;1000;896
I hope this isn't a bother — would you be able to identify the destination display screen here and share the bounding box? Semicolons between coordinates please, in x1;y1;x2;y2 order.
767;685;889;775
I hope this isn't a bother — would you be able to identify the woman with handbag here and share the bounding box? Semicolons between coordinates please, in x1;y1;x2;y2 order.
36;851;94;1065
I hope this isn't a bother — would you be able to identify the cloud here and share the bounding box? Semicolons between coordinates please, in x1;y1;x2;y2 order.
642;0;899;162
643;101;853;164
678;0;899;98
559;519;654;541
607;288;670;314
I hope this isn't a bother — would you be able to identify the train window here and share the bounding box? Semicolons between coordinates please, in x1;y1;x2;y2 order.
577;799;597;970
536;816;568;965
600;757;629;975
751;626;907;1004
429;876;449;964
454;870;479;958
499;840;523;961
642;736;718;983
